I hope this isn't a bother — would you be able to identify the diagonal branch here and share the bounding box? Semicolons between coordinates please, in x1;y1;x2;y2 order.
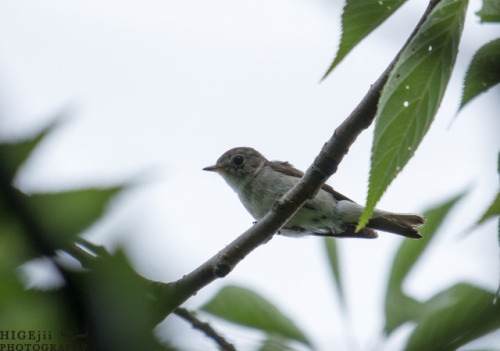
174;308;237;351
157;0;443;316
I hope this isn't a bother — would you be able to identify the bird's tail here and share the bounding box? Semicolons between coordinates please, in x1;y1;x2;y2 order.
336;200;425;239
367;213;425;239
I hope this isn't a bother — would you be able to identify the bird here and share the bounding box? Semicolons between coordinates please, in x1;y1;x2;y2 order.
203;147;425;239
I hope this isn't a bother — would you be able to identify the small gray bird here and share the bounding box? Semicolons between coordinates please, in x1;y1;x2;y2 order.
203;147;425;239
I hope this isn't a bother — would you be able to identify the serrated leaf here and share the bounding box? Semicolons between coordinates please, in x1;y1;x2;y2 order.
26;187;122;248
0;118;59;182
404;283;500;351
477;0;500;22
201;285;311;346
323;0;407;79
384;191;466;334
359;0;468;229
323;238;344;305
459;38;500;110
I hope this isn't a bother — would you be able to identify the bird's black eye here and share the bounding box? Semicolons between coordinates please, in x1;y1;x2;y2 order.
233;154;245;166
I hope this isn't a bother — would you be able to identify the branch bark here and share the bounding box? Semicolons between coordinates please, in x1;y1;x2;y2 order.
174;308;237;351
157;0;442;316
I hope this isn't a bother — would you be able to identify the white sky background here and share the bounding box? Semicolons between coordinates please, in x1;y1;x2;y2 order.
0;0;499;350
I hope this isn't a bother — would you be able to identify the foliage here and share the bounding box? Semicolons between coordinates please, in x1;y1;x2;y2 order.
357;0;499;226
199;0;500;349
384;191;467;334
459;38;500;111
359;0;469;229
1;0;499;350
201;285;311;347
0;125;173;351
324;238;345;305
322;0;408;78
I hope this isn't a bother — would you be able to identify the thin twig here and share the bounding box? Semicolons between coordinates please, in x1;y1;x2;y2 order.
156;0;443;316
174;308;237;351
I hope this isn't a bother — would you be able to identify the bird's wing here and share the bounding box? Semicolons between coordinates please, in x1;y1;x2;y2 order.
268;161;304;177
268;161;355;203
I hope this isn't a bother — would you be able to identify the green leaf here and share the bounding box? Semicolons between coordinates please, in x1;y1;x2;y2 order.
388;191;466;291
477;152;500;225
478;191;500;224
323;0;408;79
385;292;422;335
404;283;500;351
82;249;168;350
0;118;59;182
477;0;500;22
496;216;500;304
359;0;468;229
258;334;294;351
497;216;500;302
459;38;500;110
26;187;122;248
201;285;311;346
384;191;466;334
323;238;345;305
0;219;78;338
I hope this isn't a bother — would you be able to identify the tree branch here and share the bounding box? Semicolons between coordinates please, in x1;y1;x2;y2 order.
157;0;442;316
174;308;237;351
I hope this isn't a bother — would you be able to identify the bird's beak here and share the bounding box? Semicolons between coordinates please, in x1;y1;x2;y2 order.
203;164;223;172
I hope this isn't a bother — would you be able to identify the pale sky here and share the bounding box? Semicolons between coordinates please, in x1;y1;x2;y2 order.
1;0;499;350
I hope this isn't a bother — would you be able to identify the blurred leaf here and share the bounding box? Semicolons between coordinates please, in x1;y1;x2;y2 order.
201;285;311;346
477;191;500;224
26;187;122;248
359;0;468;229
82;249;168;351
0;195;35;265
0;117;83;340
258;334;294;351
387;191;466;291
477;0;500;22
478;152;500;225
459;38;500;110
0;215;78;340
0;117;60;182
323;238;344;305
405;283;500;351
384;292;422;335
384;191;466;334
496;216;500;303
322;0;407;79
